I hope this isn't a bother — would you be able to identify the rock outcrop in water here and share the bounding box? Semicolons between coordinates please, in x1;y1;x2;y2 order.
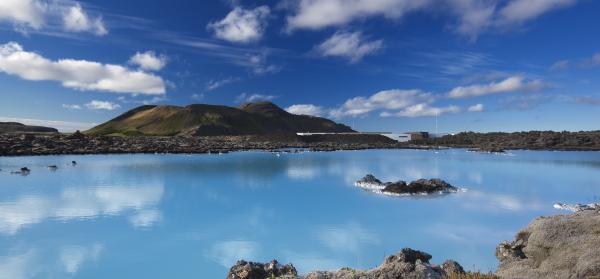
226;260;297;279
355;175;460;195
227;248;466;279
495;210;600;278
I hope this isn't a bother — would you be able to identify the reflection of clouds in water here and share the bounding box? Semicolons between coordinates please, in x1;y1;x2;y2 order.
0;184;164;234
59;244;104;274
469;172;483;184
0;250;37;279
459;190;543;212
282;250;345;273
286;165;319;179
426;223;513;244
205;240;258;268
0;243;103;279
129;209;162;228
314;223;380;253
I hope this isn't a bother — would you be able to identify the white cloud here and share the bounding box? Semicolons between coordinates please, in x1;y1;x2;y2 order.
329;89;434;118
205;240;258;268
236;93;276;103
381;103;461;117
468;103;484;112
0;116;95;132
0;42;166;95
59;244;103;274
286;104;325;116
129;51;167;71
447;0;496;39
497;0;576;26
85;100;120;110
284;0;579;38
448;76;545;98
208;6;270;43
317;31;383;62
285;0;429;31
206;77;239;91
62;3;107;36
62;104;82;110
0;0;46;29
0;0;109;35
0;184;164;235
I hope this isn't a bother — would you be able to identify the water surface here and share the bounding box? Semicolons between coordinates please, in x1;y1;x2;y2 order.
0;149;599;278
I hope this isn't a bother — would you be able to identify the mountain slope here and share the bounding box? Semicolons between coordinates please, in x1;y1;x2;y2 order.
85;102;354;136
0;122;58;134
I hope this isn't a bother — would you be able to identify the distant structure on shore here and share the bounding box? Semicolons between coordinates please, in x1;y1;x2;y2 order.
296;131;444;142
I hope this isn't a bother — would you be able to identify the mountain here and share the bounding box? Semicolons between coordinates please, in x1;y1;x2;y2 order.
0;122;58;134
85;102;354;136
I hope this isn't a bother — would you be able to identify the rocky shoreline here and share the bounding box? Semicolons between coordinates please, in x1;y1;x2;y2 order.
227;209;600;279
0;132;405;156
3;131;600;157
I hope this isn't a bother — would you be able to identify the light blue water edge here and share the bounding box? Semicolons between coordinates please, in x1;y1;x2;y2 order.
0;149;599;278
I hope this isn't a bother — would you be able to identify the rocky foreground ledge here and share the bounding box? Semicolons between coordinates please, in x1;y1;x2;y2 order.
228;209;600;279
228;248;467;279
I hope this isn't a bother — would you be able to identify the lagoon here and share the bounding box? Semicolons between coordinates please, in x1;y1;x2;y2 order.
0;149;599;278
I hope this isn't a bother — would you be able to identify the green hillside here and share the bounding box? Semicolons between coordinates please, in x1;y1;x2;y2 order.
85;102;354;136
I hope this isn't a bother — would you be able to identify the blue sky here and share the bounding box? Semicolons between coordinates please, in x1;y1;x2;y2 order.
0;0;599;132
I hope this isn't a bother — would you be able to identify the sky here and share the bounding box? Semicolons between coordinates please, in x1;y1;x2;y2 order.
0;0;599;133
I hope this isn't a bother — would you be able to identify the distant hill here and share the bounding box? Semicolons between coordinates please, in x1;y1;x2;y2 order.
0;122;58;134
85;102;354;136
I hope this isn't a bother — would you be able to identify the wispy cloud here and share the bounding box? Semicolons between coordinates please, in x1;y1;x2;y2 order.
499;93;553;110
235;93;276;103
206;77;239;91
448;76;546;98
316;31;383;63
62;104;82;110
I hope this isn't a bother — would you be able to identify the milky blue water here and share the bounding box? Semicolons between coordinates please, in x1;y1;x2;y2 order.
0;149;599;278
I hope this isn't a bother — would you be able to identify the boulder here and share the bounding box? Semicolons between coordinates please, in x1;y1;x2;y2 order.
496;210;600;278
226;260;297;279
355;174;387;190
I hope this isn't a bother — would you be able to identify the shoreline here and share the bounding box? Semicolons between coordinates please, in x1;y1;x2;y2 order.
2;133;600;157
